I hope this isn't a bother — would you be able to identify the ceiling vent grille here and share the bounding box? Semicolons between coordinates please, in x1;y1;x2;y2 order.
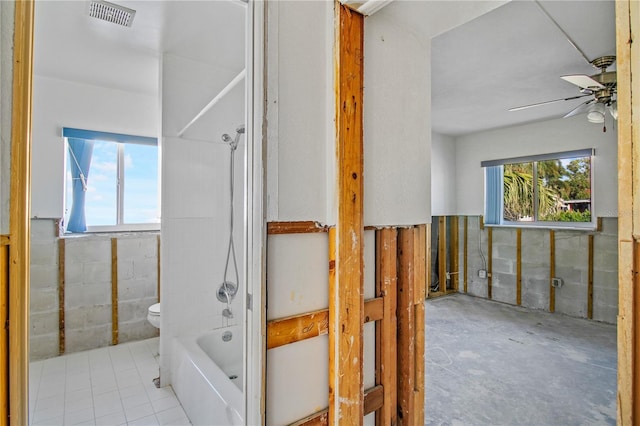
88;1;136;27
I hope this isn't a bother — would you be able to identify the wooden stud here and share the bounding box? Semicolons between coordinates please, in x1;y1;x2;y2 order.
0;236;8;246
425;224;431;300
58;239;66;355
438;217;446;291
266;298;381;350
516;229;522;306
0;243;9;422
157;235;161;302
549;230;555;313
616;1;635;422
290;386;384;426
414;226;426;426
330;4;365;424
597;217;603;233
9;1;35;423
588;234;594;320
397;228;415;424
267;221;328;235
111;238;119;345
450;217;459;292
487;227;493;300
375;228;397;426
464;217;468;293
479;215;484;230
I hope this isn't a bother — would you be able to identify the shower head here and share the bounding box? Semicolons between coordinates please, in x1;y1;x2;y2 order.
236;124;245;134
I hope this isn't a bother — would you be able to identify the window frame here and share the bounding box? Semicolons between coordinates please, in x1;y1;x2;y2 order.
63;127;160;233
482;149;596;230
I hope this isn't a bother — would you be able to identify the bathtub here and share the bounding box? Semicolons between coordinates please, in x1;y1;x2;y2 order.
173;326;244;425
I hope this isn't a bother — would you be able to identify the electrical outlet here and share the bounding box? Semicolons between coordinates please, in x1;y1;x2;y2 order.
552;277;563;288
478;269;487;279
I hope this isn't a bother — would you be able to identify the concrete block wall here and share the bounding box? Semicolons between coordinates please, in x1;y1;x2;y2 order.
30;219;160;360
458;216;618;324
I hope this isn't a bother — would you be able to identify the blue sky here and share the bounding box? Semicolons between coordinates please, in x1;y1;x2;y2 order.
66;141;159;226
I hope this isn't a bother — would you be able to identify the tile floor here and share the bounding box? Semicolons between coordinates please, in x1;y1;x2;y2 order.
29;338;191;426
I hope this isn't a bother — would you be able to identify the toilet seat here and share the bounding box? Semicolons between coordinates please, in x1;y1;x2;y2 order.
148;303;160;316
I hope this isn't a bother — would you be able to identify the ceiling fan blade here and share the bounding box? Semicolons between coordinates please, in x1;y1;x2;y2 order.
561;75;605;90
563;99;595;118
508;94;592;112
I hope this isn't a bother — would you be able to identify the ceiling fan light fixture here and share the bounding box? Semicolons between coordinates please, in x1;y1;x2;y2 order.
587;103;605;123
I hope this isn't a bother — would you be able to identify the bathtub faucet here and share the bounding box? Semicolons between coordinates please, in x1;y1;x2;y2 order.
222;308;233;319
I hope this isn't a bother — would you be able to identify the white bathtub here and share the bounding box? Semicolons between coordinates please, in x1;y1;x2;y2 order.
173;326;244;425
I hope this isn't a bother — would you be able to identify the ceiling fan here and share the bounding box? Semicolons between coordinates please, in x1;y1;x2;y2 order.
509;1;617;126
509;55;617;123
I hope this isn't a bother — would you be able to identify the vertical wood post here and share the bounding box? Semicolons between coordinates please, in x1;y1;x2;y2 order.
414;225;426;426
588;234;594;319
616;1;636;422
0;240;9;422
450;217;459;292
330;3;365;424
487;227;493;299
516;229;522;306
397;228;415;424
375;228;397;426
438;217;446;291
463;217;468;293
58;239;65;355
9;1;34;423
549;230;555;313
111;238;119;345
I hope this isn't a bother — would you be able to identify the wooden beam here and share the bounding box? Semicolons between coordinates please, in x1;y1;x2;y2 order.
397;228;415;424
375;228;397;426
267;298;382;350
58;239;65;355
267;221;328;235
9;1;34;423
330;3;365;424
438;217;446;291
0;244;9;422
0;236;8;246
463;217;468;293
414;225;426;426
616;1;635;422
290;386;384;426
487;227;493;300
588;234;594;319
450;217;459;292
111;238;119;345
516;229;522;306
549;230;555;313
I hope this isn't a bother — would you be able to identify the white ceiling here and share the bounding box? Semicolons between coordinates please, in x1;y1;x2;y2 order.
431;0;616;136
34;0;246;96
34;0;615;137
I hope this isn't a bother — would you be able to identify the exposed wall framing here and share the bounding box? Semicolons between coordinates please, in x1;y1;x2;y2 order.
549;230;555;313
487;227;493;299
58;239;65;354
0;236;9;422
516;228;522;306
463;217;468;293
111;238;119;345
9;1;34;423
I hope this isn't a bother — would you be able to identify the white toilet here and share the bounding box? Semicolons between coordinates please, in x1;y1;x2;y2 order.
147;303;161;329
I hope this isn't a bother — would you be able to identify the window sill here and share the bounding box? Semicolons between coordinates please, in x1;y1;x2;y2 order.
62;225;160;239
485;222;597;232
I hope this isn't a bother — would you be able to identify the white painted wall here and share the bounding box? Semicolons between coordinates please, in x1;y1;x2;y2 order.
266;0;333;223
0;1;14;234
431;132;457;215
30;76;157;219
160;50;245;387
455;115;618;217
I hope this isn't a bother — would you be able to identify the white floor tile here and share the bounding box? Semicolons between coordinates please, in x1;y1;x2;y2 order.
150;396;179;414
95;411;127;426
124;402;155;422
145;386;174;402
119;384;146;399
32;404;65;424
127;414;160;426
122;393;150;410
34;394;65;412
32;415;64;426
155;406;188;426
64;395;93;414
63;407;94;425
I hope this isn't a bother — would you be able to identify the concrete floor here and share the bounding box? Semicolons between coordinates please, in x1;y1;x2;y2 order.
425;294;616;426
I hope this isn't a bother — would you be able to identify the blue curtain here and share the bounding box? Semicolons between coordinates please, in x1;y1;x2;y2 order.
485;166;502;225
67;138;94;233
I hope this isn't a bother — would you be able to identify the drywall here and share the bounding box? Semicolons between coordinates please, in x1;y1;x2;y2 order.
0;1;14;235
265;0;333;222
455;115;618;217
432;132;457;215
31;76;157;218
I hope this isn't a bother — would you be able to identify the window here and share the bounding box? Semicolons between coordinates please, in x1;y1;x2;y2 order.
63;128;160;233
482;149;594;228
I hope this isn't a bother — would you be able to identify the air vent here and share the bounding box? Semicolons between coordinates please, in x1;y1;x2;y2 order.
88;0;136;27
